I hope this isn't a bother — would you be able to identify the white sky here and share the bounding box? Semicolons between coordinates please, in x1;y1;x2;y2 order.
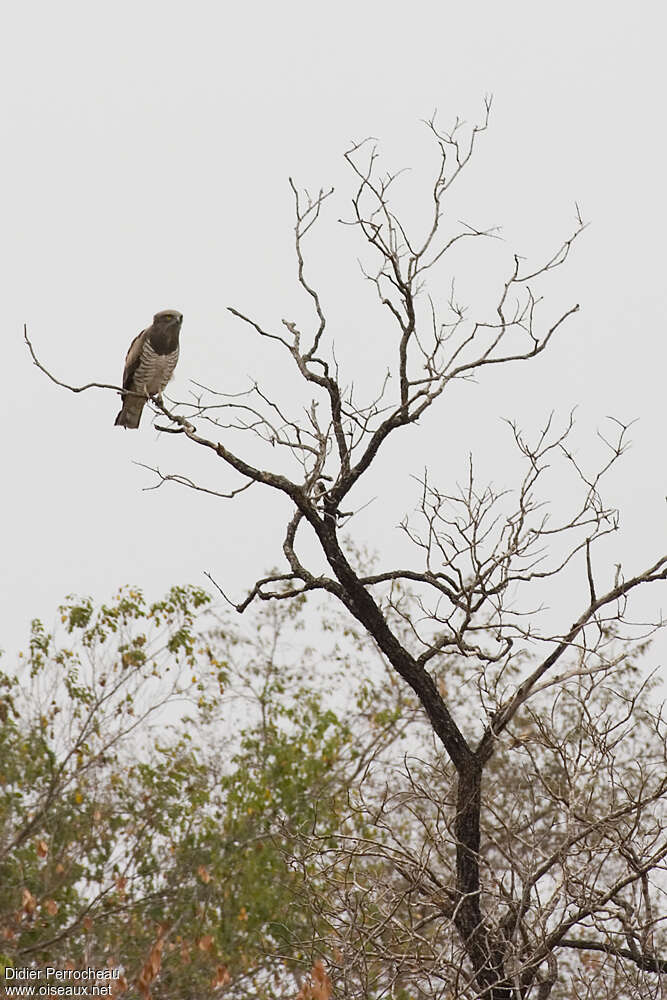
1;1;665;665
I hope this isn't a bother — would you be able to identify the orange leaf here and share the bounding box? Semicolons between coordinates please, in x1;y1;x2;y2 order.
197;865;211;884
113;973;128;996
137;932;164;1000
211;965;231;988
296;960;332;1000
198;934;214;952
43;899;59;916
22;889;37;915
36;839;49;858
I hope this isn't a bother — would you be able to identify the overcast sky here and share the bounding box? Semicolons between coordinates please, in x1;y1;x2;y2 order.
1;1;665;665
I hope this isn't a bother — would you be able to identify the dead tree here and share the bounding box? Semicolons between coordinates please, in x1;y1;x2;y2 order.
26;101;667;998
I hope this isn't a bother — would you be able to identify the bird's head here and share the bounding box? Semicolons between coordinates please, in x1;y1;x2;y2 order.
154;310;183;329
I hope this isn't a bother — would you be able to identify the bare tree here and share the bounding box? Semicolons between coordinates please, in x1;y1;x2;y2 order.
26;101;667;998
276;611;667;999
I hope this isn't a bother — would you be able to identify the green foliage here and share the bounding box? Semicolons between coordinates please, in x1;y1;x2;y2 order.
1;582;664;998
0;587;409;999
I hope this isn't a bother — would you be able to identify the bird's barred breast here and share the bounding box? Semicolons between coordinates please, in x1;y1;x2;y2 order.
134;342;180;395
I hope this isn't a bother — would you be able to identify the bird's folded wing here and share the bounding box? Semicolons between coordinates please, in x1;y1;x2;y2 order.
122;328;149;391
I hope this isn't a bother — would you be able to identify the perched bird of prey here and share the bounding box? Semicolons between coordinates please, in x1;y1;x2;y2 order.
114;310;183;429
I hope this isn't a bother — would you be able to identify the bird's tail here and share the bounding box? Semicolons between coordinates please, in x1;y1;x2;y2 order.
114;395;146;429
